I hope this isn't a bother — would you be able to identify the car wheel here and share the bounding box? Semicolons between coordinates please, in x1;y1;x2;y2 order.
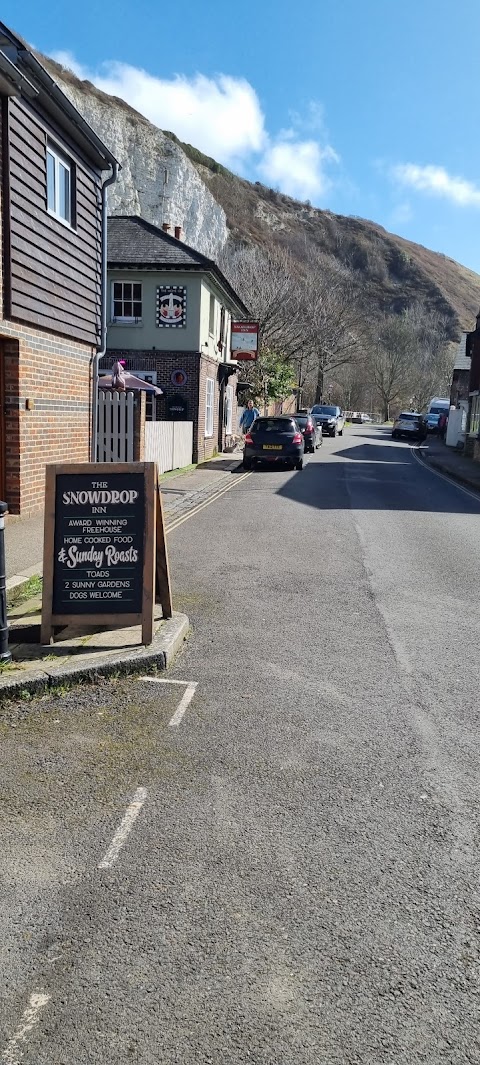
338;429;343;436
242;458;252;470
296;458;304;470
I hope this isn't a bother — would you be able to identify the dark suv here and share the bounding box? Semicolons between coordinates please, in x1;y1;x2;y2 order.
310;404;345;437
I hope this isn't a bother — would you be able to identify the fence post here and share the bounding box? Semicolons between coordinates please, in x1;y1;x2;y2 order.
134;391;146;461
0;502;12;663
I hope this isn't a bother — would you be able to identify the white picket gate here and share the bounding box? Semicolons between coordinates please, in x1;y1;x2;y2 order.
97;390;135;462
145;421;193;474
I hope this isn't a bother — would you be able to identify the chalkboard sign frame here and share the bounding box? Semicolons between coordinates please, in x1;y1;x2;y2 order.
41;462;171;646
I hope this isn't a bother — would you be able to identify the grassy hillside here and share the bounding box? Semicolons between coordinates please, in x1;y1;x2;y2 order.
168;138;480;335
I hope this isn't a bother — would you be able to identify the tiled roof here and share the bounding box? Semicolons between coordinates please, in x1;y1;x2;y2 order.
453;332;471;372
107;216;211;268
107;215;250;316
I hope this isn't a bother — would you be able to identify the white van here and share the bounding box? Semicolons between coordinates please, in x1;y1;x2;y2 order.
425;397;449;432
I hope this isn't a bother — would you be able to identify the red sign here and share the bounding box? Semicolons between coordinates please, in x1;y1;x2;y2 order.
231;321;259;361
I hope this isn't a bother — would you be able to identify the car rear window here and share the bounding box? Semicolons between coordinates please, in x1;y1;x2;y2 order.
252;418;295;432
311;405;338;416
294;416;309;426
399;413;417;420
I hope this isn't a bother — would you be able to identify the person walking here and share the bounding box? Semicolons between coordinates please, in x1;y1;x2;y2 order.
240;399;260;435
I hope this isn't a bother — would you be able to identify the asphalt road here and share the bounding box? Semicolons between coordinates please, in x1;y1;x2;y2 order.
2;426;480;1064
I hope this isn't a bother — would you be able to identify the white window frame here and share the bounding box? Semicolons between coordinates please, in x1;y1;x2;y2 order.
111;280;143;324
205;377;215;437
133;370;157;421
46;144;72;225
225;384;234;434
209;293;216;336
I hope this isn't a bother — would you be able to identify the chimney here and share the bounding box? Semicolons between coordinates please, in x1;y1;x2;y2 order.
174;225;182;240
162;223;171;234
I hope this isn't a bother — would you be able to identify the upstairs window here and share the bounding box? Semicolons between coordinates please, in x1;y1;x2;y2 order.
209;293;216;335
46;144;72;225
112;281;143;323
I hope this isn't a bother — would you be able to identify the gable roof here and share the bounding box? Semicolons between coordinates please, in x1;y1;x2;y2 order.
0;22;118;170
107;215;250;317
453;332;471;372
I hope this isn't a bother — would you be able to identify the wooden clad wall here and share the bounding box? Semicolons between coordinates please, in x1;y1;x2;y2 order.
6;96;102;346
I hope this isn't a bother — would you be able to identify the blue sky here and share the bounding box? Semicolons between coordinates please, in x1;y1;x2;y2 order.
5;0;480;274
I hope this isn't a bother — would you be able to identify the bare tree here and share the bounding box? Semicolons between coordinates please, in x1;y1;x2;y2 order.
296;252;369;403
372;315;416;421
221;243;312;361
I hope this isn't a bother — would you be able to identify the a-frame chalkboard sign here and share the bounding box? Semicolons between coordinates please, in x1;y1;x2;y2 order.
41;462;172;646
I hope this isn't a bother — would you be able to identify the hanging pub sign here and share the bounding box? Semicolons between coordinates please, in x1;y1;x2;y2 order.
230;321;259;361
41;462;172;646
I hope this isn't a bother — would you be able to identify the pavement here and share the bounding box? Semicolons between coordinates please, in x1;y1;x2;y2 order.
416;432;480;491
1;454;243;698
2;426;480;1063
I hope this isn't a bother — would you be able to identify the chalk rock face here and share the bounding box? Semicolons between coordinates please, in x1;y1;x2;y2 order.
46;60;228;258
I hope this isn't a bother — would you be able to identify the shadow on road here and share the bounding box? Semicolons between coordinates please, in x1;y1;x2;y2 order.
275;438;480;514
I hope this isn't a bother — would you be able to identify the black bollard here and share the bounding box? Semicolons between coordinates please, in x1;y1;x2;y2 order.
0;502;11;663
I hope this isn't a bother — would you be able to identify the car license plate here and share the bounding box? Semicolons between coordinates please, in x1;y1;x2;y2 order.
263;444;282;450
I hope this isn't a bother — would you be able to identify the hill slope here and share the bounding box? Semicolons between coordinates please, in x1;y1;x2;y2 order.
43;54;480;335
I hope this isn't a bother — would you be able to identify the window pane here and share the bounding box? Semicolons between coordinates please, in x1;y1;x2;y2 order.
123;302;132;317
133;284;142;300
123;283;132;299
47;151;55;211
113;301;123;317
58;161;70;222
113;283;122;299
133;302;142;318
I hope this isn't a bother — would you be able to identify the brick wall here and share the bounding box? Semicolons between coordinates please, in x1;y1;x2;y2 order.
2;326;92;515
107;349;240;463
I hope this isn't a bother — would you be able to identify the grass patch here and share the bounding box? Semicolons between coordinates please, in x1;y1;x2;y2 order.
7;575;42;609
158;463;197;483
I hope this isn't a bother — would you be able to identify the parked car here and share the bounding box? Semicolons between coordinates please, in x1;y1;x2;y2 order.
424;398;450;433
310;404;345;436
243;415;304;469
391;412;426;441
294;413;322;452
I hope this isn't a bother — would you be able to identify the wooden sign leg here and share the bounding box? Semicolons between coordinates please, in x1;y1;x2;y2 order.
155;481;173;619
142;464;156;646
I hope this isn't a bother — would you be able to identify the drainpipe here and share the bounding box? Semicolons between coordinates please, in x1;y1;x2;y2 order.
90;163;119;461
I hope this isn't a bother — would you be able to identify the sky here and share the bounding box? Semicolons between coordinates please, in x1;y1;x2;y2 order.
4;0;480;274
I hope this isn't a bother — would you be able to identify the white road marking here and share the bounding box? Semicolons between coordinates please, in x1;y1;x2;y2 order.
98;787;147;869
411;447;480;503
168;682;197;727
2;992;50;1065
140;676;193;686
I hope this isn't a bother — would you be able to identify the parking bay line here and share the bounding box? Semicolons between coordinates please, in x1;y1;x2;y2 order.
2;992;50;1065
98;786;147;869
141;676;198;727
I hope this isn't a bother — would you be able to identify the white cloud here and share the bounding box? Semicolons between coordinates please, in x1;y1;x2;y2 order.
258;137;339;201
52;51;265;166
392;163;480;207
52;50;340;203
